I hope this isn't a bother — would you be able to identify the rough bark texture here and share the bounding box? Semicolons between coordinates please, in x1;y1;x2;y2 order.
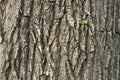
0;0;120;80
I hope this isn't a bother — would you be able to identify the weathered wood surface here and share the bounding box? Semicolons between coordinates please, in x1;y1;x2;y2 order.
0;0;120;80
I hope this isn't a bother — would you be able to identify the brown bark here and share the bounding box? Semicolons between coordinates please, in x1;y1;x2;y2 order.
0;0;120;80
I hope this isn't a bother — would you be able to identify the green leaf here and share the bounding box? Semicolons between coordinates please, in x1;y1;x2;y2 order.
80;19;88;25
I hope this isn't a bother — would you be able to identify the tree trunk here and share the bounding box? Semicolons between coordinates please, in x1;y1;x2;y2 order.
0;0;120;80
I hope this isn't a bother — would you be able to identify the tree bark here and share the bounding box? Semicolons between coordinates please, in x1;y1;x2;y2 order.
0;0;120;80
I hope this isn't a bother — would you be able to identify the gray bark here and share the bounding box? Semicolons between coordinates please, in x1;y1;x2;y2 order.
0;0;120;80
